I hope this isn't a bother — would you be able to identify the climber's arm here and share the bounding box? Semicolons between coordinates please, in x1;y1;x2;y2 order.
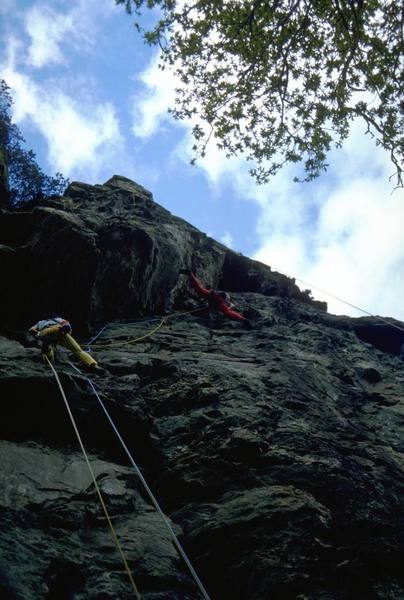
220;304;248;322
29;324;40;337
189;272;211;299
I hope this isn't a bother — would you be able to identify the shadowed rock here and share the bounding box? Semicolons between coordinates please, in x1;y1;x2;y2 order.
0;176;403;599
0;175;325;333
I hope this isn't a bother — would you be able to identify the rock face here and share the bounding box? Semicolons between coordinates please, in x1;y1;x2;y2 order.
0;175;323;333
0;176;403;599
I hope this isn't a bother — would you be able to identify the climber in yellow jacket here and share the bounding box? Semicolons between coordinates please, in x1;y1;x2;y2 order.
29;315;104;373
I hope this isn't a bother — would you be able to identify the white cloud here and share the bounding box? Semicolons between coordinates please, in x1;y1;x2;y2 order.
302;182;404;319
132;51;246;189
131;47;249;198
2;56;39;121
132;52;404;321
253;130;404;321
43;95;121;174
0;0;126;180
220;231;234;249
26;5;74;67
1;59;122;180
2;2;403;324
172;95;404;321
131;52;177;138
22;0;116;69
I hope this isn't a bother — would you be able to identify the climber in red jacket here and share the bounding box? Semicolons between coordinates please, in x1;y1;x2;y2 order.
180;269;250;324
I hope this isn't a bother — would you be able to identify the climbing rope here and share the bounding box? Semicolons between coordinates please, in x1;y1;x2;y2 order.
87;308;204;350
85;315;164;346
87;377;212;600
36;264;403;600
90;317;167;349
273;267;404;335
66;358;211;600
45;357;142;600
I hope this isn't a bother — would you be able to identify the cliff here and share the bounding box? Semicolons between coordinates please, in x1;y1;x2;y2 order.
0;176;403;599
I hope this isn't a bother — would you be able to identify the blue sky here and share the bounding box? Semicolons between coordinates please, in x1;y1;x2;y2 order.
1;0;403;321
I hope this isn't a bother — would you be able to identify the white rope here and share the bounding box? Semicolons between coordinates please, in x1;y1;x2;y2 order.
273;267;404;334
46;358;141;599
85;316;163;346
84;308;204;349
85;375;212;600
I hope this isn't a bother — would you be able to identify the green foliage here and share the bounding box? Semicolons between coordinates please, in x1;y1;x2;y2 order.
0;79;69;206
116;0;404;186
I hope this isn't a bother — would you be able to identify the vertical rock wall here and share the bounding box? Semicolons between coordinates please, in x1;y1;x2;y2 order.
0;176;403;599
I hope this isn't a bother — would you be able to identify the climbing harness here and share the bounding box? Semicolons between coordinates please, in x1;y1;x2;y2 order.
45;357;142;600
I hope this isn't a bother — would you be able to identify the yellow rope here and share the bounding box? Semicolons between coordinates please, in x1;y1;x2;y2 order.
90;308;204;349
91;317;167;348
45;357;141;599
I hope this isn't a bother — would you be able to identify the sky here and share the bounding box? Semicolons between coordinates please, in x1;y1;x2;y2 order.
1;0;403;322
